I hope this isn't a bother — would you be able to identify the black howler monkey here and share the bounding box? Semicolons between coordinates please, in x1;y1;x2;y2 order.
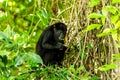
36;22;67;65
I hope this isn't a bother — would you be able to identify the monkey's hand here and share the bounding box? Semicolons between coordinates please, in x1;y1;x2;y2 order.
55;42;65;50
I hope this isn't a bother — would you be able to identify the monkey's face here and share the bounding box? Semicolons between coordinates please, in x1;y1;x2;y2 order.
54;28;65;43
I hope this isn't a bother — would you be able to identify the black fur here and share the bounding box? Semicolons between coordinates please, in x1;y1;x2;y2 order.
36;22;67;65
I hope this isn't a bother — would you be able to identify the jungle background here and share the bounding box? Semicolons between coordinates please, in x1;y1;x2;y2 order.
0;0;120;80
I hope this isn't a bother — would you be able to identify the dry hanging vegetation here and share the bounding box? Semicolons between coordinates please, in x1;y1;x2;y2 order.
49;0;120;80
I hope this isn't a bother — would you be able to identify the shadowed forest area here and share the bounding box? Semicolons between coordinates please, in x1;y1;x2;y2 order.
0;0;120;80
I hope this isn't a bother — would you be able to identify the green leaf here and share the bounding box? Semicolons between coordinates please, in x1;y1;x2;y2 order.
90;0;100;7
88;13;103;18
97;28;111;37
112;53;120;62
97;28;117;38
79;51;87;59
106;6;118;14
15;56;23;66
90;75;99;80
69;65;75;73
115;21;120;29
85;24;102;32
98;63;117;71
102;6;118;16
86;44;92;50
0;31;6;39
82;73;90;80
111;15;119;25
23;53;43;65
112;0;120;4
101;16;106;25
77;66;85;72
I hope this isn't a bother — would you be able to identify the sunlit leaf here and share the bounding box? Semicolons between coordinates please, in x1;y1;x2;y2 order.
69;65;75;73
101;16;106;25
98;63;117;71
106;6;118;14
85;24;102;32
111;15;119;25
88;13;103;18
97;28;112;37
115;21;120;29
112;53;120;61
90;0;100;7
112;33;117;40
112;0;120;4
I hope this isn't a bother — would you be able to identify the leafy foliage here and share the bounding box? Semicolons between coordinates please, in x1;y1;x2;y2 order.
85;24;102;32
85;0;120;78
0;0;91;79
0;0;120;79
